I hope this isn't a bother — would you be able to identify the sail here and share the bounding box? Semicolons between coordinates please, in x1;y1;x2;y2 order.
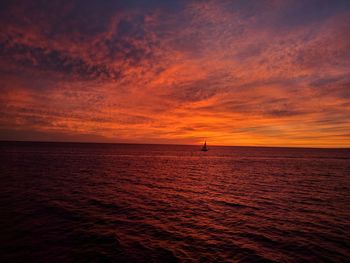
201;140;208;151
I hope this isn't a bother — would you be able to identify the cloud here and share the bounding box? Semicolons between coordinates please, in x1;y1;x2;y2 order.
0;0;349;147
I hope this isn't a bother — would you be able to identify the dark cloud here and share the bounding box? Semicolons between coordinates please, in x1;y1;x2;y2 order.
0;39;119;80
275;0;350;28
266;109;304;118
0;128;110;143
0;0;169;82
167;76;225;102
310;75;350;99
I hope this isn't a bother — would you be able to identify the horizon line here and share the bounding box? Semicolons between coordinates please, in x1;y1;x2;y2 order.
1;139;349;150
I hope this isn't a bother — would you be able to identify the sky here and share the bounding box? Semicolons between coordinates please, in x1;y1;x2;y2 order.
0;0;350;147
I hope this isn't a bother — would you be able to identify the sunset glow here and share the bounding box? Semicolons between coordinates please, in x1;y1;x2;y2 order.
1;1;349;147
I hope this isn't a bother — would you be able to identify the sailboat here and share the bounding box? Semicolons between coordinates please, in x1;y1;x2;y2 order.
201;140;208;151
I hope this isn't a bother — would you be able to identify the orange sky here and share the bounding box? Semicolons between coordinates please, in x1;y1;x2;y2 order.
0;1;350;147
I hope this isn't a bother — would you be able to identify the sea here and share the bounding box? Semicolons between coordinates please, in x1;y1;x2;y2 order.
0;141;349;263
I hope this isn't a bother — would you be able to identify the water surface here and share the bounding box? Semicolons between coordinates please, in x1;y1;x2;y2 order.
1;142;349;262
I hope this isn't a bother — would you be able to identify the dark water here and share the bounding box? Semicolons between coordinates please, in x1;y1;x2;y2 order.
1;142;350;263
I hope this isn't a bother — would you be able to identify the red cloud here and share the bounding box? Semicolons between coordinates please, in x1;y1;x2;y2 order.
0;1;349;147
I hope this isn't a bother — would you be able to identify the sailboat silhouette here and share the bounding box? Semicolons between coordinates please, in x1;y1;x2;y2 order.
201;140;208;151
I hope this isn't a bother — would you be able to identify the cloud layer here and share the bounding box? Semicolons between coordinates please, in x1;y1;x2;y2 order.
1;0;350;147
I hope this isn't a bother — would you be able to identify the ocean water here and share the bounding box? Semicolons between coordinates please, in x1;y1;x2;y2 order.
0;142;349;263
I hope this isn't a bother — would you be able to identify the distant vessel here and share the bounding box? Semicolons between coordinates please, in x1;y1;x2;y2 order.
201;140;208;151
